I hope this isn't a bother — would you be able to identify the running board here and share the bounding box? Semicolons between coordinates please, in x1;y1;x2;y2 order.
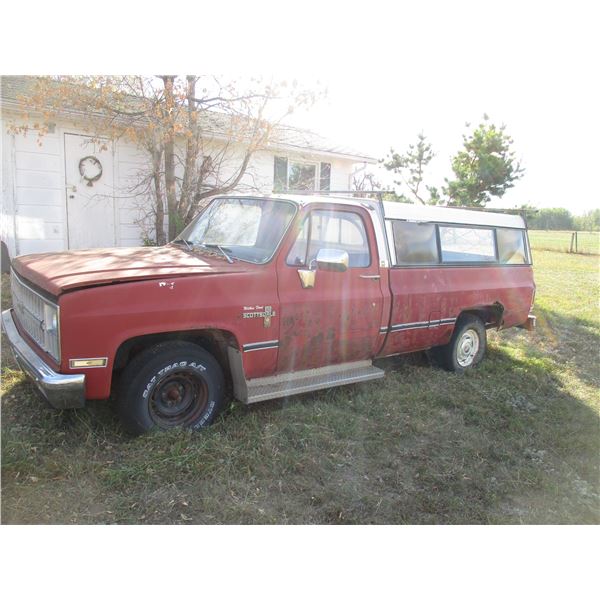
243;360;385;405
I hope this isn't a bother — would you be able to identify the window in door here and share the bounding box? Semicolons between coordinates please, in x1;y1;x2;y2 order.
286;210;370;268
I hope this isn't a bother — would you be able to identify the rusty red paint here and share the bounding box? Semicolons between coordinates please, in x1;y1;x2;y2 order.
275;204;387;372
9;198;535;402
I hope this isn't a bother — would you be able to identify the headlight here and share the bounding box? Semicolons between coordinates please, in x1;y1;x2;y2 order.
43;304;58;332
42;302;60;361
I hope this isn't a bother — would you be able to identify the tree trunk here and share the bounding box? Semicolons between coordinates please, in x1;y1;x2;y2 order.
178;76;200;229
161;76;178;241
152;147;166;245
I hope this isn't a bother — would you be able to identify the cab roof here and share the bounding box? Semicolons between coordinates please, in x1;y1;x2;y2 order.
221;194;527;230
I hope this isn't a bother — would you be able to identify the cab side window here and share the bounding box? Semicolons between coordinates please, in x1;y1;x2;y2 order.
286;210;371;268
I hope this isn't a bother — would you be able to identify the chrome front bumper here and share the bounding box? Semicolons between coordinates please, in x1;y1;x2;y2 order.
1;309;85;409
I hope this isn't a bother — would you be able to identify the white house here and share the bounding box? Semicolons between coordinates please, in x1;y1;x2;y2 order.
1;76;376;268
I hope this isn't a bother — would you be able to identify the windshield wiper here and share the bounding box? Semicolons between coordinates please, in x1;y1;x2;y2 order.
202;243;235;264
171;238;193;251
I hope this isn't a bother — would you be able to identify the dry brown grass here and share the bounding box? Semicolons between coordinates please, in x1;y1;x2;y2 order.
1;248;598;524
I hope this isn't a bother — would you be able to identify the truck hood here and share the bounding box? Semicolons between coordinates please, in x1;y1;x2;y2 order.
12;245;250;296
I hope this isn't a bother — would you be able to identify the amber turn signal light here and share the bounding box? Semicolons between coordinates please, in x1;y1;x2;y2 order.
69;358;107;368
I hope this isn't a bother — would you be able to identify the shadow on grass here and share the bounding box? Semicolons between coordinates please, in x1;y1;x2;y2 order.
532;307;600;390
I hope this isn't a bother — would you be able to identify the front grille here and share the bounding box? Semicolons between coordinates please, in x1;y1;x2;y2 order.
10;269;60;362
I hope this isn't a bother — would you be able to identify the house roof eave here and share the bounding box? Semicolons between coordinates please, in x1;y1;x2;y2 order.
267;141;378;164
1;77;378;163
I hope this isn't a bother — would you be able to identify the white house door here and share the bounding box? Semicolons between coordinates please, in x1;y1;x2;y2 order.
64;133;116;249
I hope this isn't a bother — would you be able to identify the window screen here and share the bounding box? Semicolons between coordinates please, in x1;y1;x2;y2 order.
497;228;528;264
439;226;496;262
286;210;370;268
391;221;439;265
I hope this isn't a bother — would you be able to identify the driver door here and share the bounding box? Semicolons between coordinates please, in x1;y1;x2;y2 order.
276;205;384;373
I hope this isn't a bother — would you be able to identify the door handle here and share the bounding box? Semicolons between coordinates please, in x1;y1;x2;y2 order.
360;275;381;280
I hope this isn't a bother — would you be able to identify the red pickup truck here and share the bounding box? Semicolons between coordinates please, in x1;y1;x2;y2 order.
2;194;535;434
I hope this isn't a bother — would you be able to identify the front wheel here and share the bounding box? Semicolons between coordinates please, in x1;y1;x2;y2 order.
117;341;226;435
433;315;487;373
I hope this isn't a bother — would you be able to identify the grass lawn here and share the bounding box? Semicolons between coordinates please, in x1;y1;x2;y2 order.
1;247;599;524
528;230;600;255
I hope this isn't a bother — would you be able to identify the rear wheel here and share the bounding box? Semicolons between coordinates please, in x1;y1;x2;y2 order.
117;341;225;435
433;314;487;373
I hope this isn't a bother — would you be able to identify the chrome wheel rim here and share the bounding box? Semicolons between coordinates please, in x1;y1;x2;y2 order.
456;329;480;367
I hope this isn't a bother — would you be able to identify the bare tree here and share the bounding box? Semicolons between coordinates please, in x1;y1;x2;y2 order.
10;75;319;242
351;171;382;198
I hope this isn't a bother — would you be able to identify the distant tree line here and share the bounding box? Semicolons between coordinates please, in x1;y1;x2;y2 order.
525;207;600;231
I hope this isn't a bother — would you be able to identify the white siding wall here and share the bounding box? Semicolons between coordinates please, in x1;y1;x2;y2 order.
1;112;364;257
246;149;278;193
8;124;65;256
114;142;155;246
1;123;16;256
330;158;356;190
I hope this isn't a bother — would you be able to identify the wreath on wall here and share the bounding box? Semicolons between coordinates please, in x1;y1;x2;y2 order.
78;156;103;186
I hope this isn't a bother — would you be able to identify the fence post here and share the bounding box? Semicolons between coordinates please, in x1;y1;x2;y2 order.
575;231;578;253
570;232;575;253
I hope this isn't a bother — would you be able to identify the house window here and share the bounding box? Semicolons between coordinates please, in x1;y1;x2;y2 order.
289;161;317;191
319;162;331;191
273;157;331;192
274;157;288;192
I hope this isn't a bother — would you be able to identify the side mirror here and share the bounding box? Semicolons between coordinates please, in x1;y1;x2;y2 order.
297;248;349;289
315;248;349;272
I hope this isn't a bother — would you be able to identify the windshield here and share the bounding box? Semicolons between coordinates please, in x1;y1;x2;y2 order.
175;197;297;264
